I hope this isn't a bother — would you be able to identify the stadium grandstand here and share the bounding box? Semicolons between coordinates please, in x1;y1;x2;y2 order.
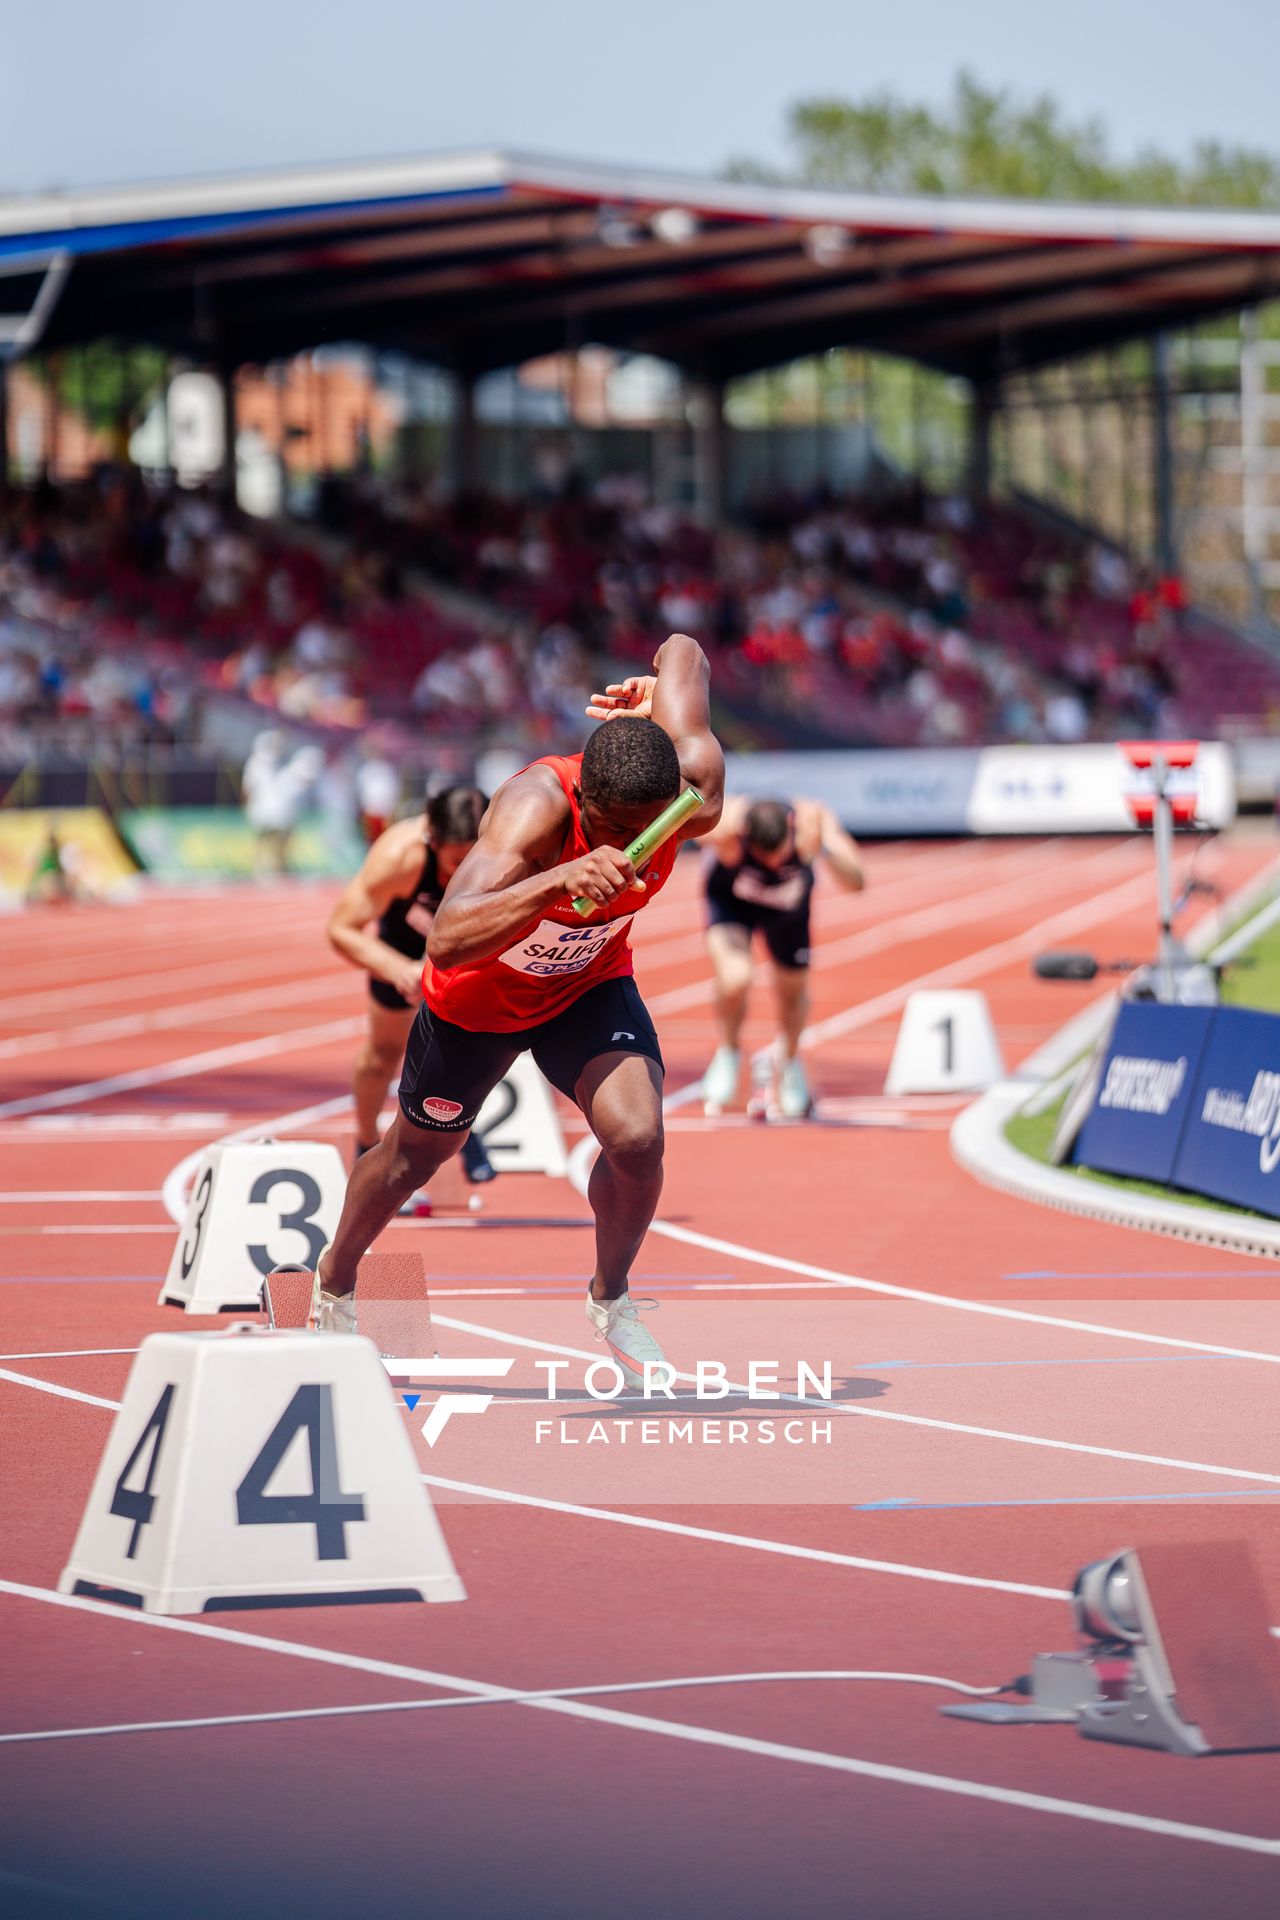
6;150;1280;845
11;119;1280;1920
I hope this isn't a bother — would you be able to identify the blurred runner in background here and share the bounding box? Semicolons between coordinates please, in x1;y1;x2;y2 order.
700;795;864;1117
327;783;495;1202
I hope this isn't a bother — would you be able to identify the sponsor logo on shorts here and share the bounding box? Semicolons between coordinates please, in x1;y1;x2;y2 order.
423;1096;464;1124
611;1030;636;1042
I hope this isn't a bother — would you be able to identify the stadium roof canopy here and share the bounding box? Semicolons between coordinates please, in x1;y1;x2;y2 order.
5;150;1280;383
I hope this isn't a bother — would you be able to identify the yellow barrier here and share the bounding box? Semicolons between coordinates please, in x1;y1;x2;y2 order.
0;809;138;902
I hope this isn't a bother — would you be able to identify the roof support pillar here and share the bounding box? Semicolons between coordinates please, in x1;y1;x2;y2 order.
215;359;238;505
1152;332;1177;576
690;375;727;527
0;359;9;501
447;370;479;498
967;379;998;503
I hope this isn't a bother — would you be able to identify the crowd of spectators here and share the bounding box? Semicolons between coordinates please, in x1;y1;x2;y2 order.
324;472;1263;748
5;463;1280;776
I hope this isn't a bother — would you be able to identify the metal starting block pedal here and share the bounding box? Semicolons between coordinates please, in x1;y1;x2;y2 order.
942;1542;1280;1756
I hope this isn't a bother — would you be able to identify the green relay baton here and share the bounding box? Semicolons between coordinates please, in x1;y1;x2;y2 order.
572;786;704;917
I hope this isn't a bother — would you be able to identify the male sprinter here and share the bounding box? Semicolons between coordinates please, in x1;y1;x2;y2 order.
312;634;724;1382
701;796;863;1117
325;784;495;1195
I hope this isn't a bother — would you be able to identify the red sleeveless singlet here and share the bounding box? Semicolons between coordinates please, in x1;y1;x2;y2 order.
423;753;679;1033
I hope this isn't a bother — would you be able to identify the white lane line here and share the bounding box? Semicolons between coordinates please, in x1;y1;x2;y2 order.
34;1225;174;1235
799;853;1230;1058
6;1367;1279;1638
647;840;1140;1014
0;940;325;1024
0;1016;364;1120
0;904;313;1002
644;1217;1280;1369
0;969;355;1063
634;839;1061;973
161;1092;357;1222
0;1347;140;1360
431;1313;1280;1489
0;1192;160;1203
428;1281;845;1297
422;1474;1070;1600
0;1579;1274;1857
0;1367;121;1411
565;878;1280;1373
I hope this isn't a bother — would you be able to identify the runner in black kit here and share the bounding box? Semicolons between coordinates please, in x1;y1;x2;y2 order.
326;784;494;1195
701;795;864;1117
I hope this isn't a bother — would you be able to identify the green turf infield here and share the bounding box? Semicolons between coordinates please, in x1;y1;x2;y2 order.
1002;902;1280;1221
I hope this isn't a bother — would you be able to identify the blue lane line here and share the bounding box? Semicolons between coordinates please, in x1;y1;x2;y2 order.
855;1354;1214;1371
854;1490;1280;1512
427;1273;738;1282
1002;1270;1271;1280
0;1272;743;1289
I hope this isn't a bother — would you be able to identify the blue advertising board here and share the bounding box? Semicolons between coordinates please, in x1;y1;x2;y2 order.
1073;1001;1214;1184
1171;1006;1280;1217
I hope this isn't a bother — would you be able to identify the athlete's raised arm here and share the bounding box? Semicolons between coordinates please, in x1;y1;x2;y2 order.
427;770;641;971
585;632;724;837
794;798;865;891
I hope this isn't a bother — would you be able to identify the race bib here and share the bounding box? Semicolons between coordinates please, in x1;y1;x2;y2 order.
499;915;634;977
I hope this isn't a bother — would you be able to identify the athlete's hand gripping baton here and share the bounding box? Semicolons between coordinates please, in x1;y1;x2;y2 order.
571;787;704;917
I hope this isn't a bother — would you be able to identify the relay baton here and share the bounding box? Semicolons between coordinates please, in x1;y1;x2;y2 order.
572;786;703;917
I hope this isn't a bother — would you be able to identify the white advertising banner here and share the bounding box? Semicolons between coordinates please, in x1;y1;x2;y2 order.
722;743;1236;836
722;750;978;836
966;742;1236;834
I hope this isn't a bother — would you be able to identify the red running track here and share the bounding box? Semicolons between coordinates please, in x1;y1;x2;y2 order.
1;834;1279;1920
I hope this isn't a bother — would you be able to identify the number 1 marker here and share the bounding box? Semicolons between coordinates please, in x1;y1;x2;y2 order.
572;786;704;917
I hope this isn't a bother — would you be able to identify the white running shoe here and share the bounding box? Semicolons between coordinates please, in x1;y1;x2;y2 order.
584;1287;672;1391
775;1053;813;1119
310;1246;358;1334
701;1045;741;1114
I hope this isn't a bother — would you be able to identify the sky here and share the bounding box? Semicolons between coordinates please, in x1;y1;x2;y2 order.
4;0;1279;196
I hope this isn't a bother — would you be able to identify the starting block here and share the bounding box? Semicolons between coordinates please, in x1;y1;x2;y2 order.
262;1264;315;1330
160;1139;348;1314
942;1540;1280;1756
474;1051;567;1176
884;989;1005;1095
263;1250;435;1376
350;1250;436;1372
58;1325;465;1614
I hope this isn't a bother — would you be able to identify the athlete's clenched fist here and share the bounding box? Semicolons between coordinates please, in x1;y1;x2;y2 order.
560;845;644;907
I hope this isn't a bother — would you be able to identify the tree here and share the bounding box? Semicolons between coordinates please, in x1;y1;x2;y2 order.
728;71;1280;209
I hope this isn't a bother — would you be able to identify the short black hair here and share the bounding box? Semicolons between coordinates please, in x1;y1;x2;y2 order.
580;718;680;811
744;798;792;855
426;784;487;843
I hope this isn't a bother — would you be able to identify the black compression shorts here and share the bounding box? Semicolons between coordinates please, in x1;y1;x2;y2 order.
398;975;664;1132
369;977;418;1012
705;865;813;971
